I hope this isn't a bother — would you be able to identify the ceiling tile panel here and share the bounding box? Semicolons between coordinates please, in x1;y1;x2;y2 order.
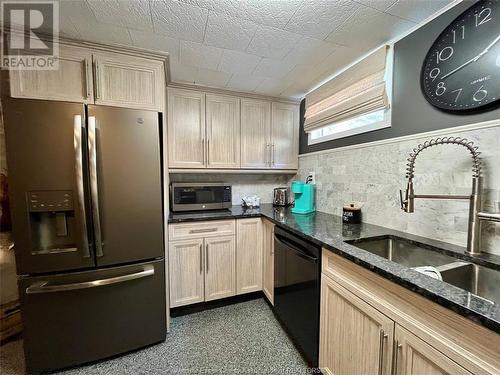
284;36;340;66
218;50;262;75
86;0;153;31
129;29;180;61
226;74;265;92
246;26;301;60
180;40;223;70
170;61;198;83
195;68;232;87
252;58;296;79
386;0;453;23
70;18;132;46
353;0;397;12
255;77;291;96
151;0;208;42
284;0;361;39
204;11;258;51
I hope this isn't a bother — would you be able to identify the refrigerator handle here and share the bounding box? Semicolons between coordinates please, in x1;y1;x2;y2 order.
25;265;155;294
88;116;104;257
74;115;90;258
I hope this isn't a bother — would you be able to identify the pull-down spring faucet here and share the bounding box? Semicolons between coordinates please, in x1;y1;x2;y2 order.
400;137;500;255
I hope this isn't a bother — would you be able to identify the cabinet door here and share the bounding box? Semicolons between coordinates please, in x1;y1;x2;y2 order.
9;44;93;103
206;94;240;169
394;325;472;375
93;52;163;110
204;236;236;301
319;274;394;375
240;98;271;169
236;218;263;294
271;102;299;169
169;238;204;307
167;88;206;168
262;219;274;305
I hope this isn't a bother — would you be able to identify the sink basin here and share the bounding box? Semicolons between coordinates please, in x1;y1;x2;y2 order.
348;236;458;268
439;262;500;303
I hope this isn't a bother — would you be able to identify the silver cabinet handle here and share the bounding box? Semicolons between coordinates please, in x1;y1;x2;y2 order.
26;265;154;294
93;60;100;99
392;341;402;375
272;143;275;167
84;58;91;99
378;329;388;375
205;244;209;272
74;115;90;258
199;243;203;273
207;139;210;166
265;143;270;166
201;138;205;166
189;228;217;234
88;116;103;257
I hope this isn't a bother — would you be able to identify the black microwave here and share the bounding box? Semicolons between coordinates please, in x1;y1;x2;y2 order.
170;183;232;212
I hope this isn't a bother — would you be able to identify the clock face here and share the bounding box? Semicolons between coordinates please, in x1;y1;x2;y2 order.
421;0;500;112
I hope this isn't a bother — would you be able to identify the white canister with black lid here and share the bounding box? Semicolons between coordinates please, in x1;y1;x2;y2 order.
342;202;363;224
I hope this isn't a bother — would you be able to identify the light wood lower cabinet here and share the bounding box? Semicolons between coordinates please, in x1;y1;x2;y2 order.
319;274;394;375
394;325;472;375
262;219;274;304
204;236;236;301
236;218;263;294
168;238;205;307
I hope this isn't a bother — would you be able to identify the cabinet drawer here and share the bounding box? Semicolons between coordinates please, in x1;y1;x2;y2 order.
168;220;235;240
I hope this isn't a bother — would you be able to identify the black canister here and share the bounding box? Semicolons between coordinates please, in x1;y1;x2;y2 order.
342;202;362;224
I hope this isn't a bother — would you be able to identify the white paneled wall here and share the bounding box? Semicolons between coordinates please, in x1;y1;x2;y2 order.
297;124;500;255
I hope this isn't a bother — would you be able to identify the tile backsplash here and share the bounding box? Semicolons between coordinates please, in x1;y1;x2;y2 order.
297;124;500;255
169;173;290;206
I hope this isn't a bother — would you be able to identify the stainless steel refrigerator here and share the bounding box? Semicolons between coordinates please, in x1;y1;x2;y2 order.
3;98;166;373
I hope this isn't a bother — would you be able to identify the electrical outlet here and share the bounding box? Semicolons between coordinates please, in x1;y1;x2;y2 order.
308;171;316;184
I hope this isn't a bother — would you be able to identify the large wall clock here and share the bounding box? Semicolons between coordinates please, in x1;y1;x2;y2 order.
421;0;500;112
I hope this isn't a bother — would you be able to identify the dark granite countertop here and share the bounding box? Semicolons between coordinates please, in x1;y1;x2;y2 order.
169;204;500;333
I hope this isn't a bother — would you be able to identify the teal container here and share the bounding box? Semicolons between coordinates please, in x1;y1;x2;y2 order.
291;181;316;214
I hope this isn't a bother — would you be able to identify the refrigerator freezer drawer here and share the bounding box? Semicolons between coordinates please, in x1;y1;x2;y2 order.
18;259;166;373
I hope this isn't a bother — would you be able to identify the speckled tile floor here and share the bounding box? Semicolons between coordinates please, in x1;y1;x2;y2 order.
1;299;311;374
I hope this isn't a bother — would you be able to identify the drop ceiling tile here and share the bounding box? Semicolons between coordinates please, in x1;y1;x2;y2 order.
70;18;132;46
254;78;290;96
170;61;198;83
151;0;208;43
204;11;258;51
252;58;296;79
353;0;397;12
226;74;265;92
218;50;262;75
284;37;340;66
284;0;361;40
246;26;301;60
86;0;153;31
195;68;232;87
325;5;415;47
129;29;180;61
386;0;453;23
180;40;223;70
180;0;302;29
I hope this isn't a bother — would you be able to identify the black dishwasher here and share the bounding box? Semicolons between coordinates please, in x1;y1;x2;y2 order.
273;226;321;367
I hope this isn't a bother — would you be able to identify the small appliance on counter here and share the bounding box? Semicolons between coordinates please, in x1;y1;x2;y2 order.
170;182;232;212
343;202;363;224
273;187;290;207
241;194;261;208
291;181;315;214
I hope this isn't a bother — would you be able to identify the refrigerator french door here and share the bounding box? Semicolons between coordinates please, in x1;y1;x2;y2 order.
3;98;166;373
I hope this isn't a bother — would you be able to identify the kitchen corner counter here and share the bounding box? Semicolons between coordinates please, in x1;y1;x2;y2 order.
168;204;500;333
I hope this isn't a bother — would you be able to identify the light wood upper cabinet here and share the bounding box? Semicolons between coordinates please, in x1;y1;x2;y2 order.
92;52;164;111
262;219;274;305
206;94;240;169
167;88;206;168
169;238;204;308
394;325;472;375
204;235;236;301
319;274;394;375
236;218;263;294
240;98;271;169
271;102;299;169
9;44;94;103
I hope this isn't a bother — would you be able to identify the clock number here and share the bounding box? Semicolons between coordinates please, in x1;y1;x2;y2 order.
475;8;492;27
452;26;465;44
451;88;463;103
436;82;446;96
429;67;440;81
436;46;454;64
473;86;487;102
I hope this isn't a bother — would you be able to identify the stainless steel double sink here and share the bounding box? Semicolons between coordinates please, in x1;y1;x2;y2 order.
347;236;500;303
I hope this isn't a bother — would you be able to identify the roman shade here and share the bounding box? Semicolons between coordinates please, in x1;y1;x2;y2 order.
304;45;390;133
